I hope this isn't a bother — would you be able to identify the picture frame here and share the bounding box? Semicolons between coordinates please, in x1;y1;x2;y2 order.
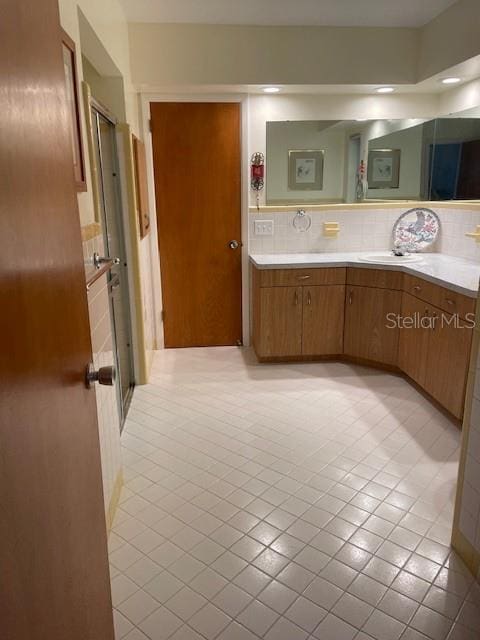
288;150;324;190
132;135;151;239
367;148;401;189
61;29;86;192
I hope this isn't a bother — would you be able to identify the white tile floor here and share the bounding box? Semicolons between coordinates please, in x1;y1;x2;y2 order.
110;347;480;640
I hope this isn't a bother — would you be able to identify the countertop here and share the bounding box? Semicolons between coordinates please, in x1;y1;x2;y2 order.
249;252;480;298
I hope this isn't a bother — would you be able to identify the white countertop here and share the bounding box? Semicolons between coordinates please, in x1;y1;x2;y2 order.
250;252;480;298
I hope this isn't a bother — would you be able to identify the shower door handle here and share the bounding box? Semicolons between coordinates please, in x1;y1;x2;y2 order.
93;252;120;269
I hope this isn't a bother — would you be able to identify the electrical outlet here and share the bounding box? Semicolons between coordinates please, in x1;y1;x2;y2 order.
254;220;274;236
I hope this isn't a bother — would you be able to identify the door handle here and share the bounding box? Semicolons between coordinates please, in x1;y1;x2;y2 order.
306;291;312;306
93;252;120;269
85;363;116;388
228;240;241;250
348;290;353;305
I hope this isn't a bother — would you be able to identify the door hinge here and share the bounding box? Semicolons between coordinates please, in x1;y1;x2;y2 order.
149;119;153;133
161;309;165;322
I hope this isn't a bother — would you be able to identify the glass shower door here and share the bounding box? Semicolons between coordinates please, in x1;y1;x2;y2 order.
91;105;135;428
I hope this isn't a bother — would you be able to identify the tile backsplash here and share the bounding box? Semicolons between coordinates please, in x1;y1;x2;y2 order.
249;206;480;262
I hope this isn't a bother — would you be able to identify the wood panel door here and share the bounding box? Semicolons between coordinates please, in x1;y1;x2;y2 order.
0;3;114;639
424;311;473;419
344;286;401;366
398;293;430;387
257;287;303;358
151;102;242;348
302;286;345;355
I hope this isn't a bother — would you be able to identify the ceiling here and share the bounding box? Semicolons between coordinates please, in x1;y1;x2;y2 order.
120;0;457;28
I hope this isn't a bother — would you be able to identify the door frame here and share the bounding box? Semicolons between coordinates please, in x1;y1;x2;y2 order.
139;93;250;348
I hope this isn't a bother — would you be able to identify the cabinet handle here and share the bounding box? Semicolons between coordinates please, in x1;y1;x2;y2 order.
297;275;311;280
306;291;312;306
294;291;299;305
348;290;353;305
445;298;455;306
413;285;421;292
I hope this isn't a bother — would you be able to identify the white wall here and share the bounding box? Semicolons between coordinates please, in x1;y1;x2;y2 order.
128;23;418;86
58;0;138;227
418;0;480;81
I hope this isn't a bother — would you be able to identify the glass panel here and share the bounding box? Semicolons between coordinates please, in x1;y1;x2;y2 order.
92;108;135;427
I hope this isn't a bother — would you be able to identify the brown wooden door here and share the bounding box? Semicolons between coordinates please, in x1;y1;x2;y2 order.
0;3;114;639
344;286;401;366
424;309;473;419
151;102;242;347
258;287;303;358
302;286;345;355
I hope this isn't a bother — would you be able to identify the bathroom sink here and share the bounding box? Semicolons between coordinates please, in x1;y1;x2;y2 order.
358;253;423;265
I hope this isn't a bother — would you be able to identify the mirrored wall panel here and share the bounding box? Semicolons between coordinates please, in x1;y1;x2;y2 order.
266;111;480;205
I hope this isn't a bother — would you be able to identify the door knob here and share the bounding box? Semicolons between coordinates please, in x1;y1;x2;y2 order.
85;363;116;388
228;240;240;250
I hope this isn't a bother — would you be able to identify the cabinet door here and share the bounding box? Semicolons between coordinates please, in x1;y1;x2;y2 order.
344;286;401;365
424;310;473;419
257;286;303;357
302;285;345;356
398;293;430;387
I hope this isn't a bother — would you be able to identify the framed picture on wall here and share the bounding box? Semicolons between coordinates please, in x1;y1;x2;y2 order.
61;29;87;191
288;150;324;190
367;148;401;189
132;135;151;239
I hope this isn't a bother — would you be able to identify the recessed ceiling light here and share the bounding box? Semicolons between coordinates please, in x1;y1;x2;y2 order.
441;77;461;85
376;87;395;94
263;87;281;93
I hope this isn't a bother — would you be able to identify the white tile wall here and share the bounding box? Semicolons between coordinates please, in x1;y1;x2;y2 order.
249;206;480;262
84;233;123;514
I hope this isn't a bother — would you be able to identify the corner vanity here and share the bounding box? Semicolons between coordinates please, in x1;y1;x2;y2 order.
251;253;480;420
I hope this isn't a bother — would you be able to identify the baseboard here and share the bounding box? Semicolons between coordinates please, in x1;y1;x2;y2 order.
106;469;124;534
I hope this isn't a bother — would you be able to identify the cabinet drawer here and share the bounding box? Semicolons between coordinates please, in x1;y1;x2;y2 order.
403;274;475;319
259;267;346;287
402;274;440;308
347;267;403;290
436;289;475;319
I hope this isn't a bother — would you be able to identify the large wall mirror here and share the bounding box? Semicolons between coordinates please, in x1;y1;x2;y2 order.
266;107;480;205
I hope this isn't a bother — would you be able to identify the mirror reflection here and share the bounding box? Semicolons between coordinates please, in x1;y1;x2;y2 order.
266;110;480;205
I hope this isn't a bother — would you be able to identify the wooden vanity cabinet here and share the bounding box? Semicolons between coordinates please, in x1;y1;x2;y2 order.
252;263;474;419
344;285;401;366
254;286;303;358
252;267;345;359
425;311;472;418
398;286;474;418
302;285;345;355
398;292;430;387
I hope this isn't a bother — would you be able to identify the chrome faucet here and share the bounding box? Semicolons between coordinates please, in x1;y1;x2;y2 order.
392;240;417;256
